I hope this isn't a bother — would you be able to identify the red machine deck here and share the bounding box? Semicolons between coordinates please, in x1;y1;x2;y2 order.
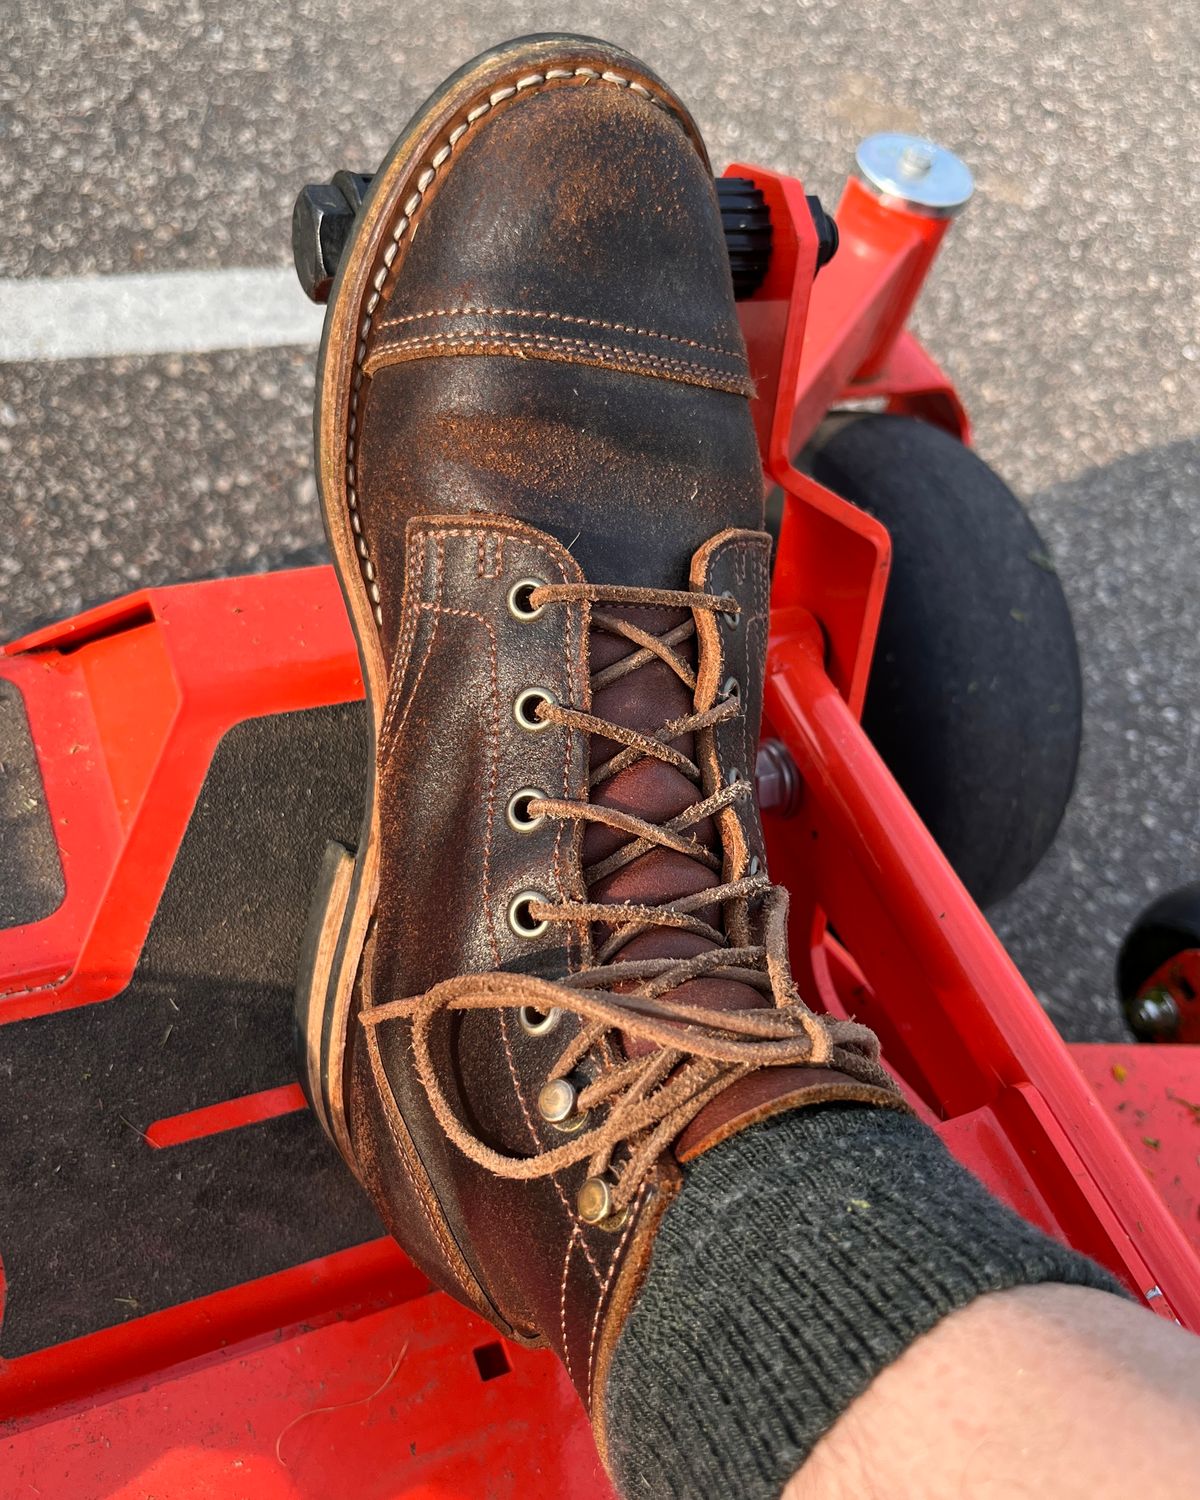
2;164;1198;1494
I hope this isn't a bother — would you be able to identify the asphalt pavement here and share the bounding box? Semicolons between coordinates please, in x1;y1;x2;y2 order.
2;0;1198;1037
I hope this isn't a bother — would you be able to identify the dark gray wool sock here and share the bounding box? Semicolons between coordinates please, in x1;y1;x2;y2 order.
605;1104;1123;1500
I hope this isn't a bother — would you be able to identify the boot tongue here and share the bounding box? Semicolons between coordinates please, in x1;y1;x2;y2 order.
581;605;763;1050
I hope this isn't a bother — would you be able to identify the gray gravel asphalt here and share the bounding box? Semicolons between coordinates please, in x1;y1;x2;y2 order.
2;0;1198;1038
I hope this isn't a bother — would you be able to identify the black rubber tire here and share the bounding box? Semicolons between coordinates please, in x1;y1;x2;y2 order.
802;412;1083;908
1117;882;1200;1002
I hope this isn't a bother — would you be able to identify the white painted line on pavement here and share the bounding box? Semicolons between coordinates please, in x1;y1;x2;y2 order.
0;267;324;363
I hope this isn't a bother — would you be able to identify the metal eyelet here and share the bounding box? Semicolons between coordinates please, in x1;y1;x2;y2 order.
519;1004;561;1036
722;675;741;703
727;767;742;784
507;576;548;621
748;855;761;876
513;686;557;732
718;593;738;631
538;1078;589;1133
506;787;547;833
507;890;550;939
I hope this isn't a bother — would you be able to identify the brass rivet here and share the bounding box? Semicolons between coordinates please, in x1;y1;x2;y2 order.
538;1078;578;1123
507;891;549;940
577;1176;613;1224
518;1005;561;1037
506;577;548;621
513;686;557;732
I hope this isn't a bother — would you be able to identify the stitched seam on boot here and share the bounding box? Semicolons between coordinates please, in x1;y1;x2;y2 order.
408;525;605;1297
489;580;606;1293
364;1020;489;1310
432;600;502;964
362;330;751;387
343;65;694;622
559;1226;581;1384
374;304;745;359
378;528;433;753
371;520;609;1335
705;534;770;907
368;563;508;1315
380;526;566;754
379;610;442;766
586;1180;649;1403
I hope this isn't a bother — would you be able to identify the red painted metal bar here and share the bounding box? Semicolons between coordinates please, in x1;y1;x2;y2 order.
763;624;1200;1327
769;173;957;458
146;1084;307;1148
845;327;971;441
730;164;894;714
0;1238;420;1422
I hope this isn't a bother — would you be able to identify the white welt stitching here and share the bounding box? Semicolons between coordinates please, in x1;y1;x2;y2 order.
375;305;743;359
345;66;686;622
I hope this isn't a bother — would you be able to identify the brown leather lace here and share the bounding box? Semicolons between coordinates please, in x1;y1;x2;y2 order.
363;581;891;1217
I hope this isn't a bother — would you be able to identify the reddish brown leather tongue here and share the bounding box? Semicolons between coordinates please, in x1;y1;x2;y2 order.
582;606;762;1057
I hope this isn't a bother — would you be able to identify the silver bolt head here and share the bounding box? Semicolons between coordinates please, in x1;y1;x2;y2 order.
1127;986;1180;1040
856;133;974;217
898;143;935;178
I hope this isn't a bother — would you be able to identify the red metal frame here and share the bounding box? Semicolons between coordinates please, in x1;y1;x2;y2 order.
3;160;1198;1491
0;569;363;1020
5;1287;616;1500
736;165;1200;1322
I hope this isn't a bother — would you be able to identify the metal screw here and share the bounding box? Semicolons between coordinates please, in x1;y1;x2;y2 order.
898;144;936;179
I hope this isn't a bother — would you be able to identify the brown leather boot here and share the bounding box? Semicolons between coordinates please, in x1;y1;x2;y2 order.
296;32;903;1459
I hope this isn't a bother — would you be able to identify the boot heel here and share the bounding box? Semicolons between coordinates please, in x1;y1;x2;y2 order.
295;839;360;1169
